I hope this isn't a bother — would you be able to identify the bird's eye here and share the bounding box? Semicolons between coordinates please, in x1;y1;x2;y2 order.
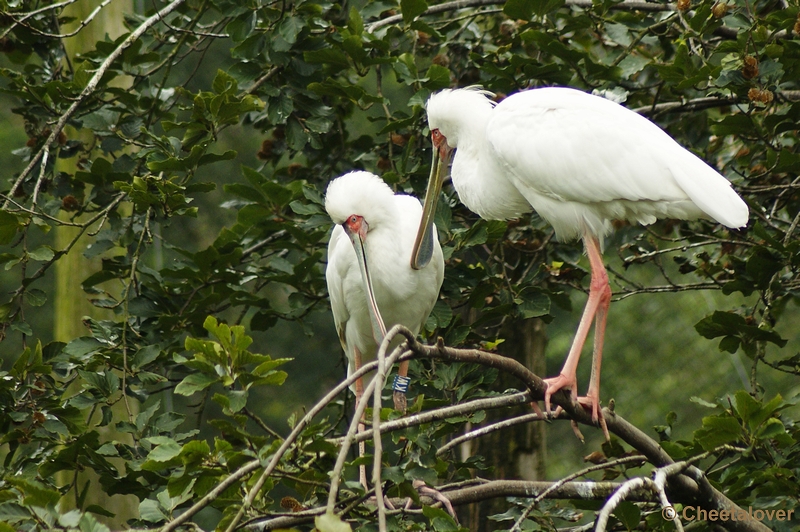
349;215;358;224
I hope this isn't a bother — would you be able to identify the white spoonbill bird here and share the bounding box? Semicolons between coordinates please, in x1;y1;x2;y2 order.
411;87;748;433
326;170;444;417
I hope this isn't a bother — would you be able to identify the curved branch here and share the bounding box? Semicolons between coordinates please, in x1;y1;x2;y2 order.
331;391;531;446
399;334;771;532
436;411;545;456
160;348;391;532
248;479;655;530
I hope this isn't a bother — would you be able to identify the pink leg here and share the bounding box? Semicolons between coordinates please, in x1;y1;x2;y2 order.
543;235;611;431
354;347;368;488
580;246;611;439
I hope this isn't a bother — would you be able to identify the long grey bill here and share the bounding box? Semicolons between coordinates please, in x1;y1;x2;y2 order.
411;147;449;270
352;232;387;345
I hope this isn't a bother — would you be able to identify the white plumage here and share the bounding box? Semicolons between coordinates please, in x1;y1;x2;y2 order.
413;87;748;435
425;87;748;236
325;171;444;404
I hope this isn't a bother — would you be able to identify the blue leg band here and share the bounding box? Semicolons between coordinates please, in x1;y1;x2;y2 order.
392;375;411;393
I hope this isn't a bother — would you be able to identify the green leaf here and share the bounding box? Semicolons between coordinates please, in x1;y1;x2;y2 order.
0;211;20;245
503;0;535;20
733;390;759;425
212;69;237;95
174;373;218;396
0;502;29;522
422;505;459;530
253;357;292;376
253;370;288;387
79;513;111;532
138;499;167;523
11;478;60;508
750;394;784;429
424;64;451;90
755;418;786;440
304;49;350;68
132;345;161;369
315;511;352;532
85;505;115;518
426;300;453;330
213;390;248;413
400;0;428;24
613;501;641;531
147;438;183;462
695;415;742;450
24;288;47;307
28;246;55;261
516;289;550;319
348;6;363;36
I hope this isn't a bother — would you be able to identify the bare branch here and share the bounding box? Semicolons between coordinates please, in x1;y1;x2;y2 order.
332;391;531;446
612;281;730;301
14;0;116;39
436;412;546;457
595;477;659;532
0;0;80;40
248;479;655;530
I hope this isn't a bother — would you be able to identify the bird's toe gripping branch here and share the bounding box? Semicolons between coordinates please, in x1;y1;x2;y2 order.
392;375;411;413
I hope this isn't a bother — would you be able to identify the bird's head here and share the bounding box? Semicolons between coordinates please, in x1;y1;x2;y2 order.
426;87;495;152
325;171;393;344
411;88;494;270
325;171;396;239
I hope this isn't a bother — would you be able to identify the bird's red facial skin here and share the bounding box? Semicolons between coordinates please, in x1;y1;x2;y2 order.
345;214;367;240
431;129;450;159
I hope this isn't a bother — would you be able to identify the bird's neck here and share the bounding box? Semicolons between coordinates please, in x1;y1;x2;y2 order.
450;119;532;221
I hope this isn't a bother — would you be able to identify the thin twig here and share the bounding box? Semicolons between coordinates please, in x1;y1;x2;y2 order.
331;391;531;446
594;477;656;532
323;342;406;515
0;0;80;40
4;0;188;208
511;455;647;531
436;412;547;457
367;0;676;33
162;354;396;532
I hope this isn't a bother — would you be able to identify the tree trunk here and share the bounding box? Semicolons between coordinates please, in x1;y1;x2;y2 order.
56;0;137;527
464;318;548;530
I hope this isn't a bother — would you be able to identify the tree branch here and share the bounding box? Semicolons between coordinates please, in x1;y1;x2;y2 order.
247;479;655;530
367;0;677;33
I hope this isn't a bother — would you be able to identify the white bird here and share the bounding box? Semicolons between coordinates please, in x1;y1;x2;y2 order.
411;87;748;435
325;171;444;476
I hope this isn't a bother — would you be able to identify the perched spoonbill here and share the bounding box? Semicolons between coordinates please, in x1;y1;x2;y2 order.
326;170;444;433
411;87;748;434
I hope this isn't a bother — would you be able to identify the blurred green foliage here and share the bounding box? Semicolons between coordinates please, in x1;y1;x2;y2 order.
0;0;799;530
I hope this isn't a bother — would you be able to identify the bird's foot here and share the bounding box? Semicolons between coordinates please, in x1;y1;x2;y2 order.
392;390;407;413
412;480;458;522
542;373;578;415
576;394;609;441
529;401;563;421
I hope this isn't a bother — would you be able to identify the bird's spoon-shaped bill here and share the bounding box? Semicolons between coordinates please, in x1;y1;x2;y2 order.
344;221;387;344
412;140;453;270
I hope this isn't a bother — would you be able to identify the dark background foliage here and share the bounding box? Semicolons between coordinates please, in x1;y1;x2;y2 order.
0;0;798;530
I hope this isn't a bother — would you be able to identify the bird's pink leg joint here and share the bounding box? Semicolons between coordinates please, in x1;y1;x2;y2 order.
543;235;610;420
582;236;611;438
